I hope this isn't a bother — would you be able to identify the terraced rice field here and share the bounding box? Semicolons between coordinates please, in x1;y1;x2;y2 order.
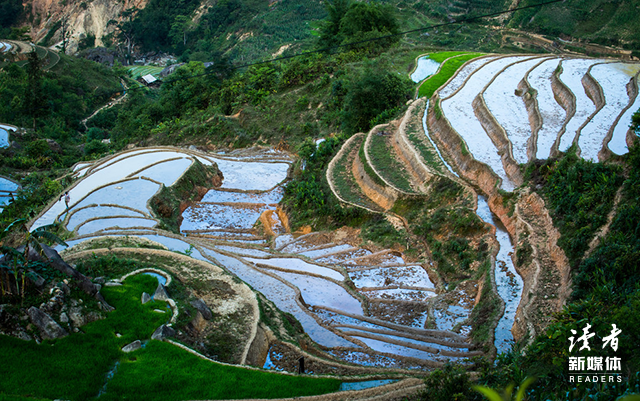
434;54;640;185
40;145;479;371
325;52;640;356
126;65;164;80
0;176;20;212
32;52;640;374
0;124;14;148
0;40;59;69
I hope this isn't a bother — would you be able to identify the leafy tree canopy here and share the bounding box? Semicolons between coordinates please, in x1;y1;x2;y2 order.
317;0;399;53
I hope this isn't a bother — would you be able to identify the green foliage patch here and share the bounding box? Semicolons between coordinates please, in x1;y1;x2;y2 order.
418;53;484;98
526;150;624;266
366;130;417;193
0;273;340;400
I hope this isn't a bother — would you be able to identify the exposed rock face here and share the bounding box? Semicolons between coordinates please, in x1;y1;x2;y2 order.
153;284;170;302
141;292;151;304
27;0;149;54
27;306;68;340
187;311;207;334
26;243;114;312
122;340;142;352
151;324;176;341
190;299;212;321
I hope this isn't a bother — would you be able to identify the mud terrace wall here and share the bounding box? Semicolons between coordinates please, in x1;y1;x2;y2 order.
550;62;576;157
510;190;571;341
517;77;542;159
472;95;523;185
428;93;570;343
352;147;398;211
393;99;437;191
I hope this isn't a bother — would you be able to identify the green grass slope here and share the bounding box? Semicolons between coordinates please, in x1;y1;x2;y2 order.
0;274;340;401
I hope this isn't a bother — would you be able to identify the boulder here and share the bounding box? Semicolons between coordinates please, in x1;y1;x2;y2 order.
68;306;84;327
141;292;151;304
27;271;45;287
59;312;69;324
27;307;68;340
188;311;207;334
153;284;170;302
151;324;176;341
122;340;142;353
190;298;213;321
45;139;62;153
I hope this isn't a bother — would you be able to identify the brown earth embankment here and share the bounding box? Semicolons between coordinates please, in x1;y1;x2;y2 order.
517;77;542;160
550;61;576;156
472;95;523;185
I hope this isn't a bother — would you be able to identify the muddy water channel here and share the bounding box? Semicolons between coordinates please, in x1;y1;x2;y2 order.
421;106;523;354
476;197;523;353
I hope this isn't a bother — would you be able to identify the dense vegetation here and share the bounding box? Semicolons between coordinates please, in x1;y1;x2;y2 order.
420;147;640;400
0;0;24;39
0;272;341;400
508;0;640;51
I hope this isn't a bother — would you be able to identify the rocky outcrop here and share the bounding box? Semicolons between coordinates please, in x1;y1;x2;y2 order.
122;340;142;352
24;243;114;311
190;298;213;321
27;0;149;54
141;292;151;304
153;283;170;302
27;306;68;340
151;324;176;341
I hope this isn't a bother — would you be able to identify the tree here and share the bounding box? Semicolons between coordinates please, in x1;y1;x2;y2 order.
0;218;114;310
0;219;66;302
316;0;399;54
0;0;24;29
25;50;45;129
60;15;73;54
169;15;193;48
341;66;412;134
115;8;140;64
317;0;351;49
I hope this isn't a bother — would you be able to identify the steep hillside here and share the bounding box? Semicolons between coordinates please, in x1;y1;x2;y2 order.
27;0;149;53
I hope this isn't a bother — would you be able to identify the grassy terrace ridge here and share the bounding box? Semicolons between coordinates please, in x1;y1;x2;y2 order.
403;102;447;176
366;130;418;194
330;134;383;212
418;53;485;98
358;140;387;188
0;274;341;401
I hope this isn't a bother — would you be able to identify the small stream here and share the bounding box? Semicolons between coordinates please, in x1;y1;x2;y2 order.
421;106;523;354
476;196;523;354
421;103;459;178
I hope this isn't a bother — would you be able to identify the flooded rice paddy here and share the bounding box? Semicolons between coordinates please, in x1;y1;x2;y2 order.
411;57;440;83
48;146;491;369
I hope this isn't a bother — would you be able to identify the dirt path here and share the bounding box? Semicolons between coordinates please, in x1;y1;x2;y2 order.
81;79;129;131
